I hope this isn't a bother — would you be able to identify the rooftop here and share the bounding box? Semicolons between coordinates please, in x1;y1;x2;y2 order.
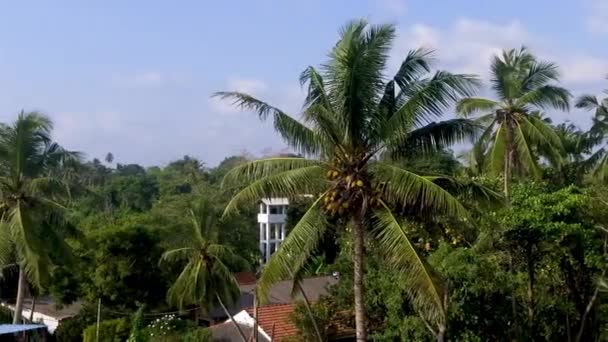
0;324;47;335
246;303;296;341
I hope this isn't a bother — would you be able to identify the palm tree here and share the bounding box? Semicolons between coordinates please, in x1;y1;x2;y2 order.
457;47;571;199
542;122;602;185
215;19;486;341
0;111;80;323
160;198;249;341
575;81;608;182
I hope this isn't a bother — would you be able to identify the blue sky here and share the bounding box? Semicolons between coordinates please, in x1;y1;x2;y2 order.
0;0;606;166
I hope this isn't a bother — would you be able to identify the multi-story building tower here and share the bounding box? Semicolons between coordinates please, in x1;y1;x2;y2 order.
257;198;289;264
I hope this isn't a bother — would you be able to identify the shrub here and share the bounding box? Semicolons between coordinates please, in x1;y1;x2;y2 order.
54;306;97;342
182;327;212;342
83;318;131;342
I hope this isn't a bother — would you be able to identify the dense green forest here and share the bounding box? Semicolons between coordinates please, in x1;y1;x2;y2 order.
3;18;608;341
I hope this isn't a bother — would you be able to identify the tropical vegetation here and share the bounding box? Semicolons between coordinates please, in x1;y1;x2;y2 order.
0;18;607;342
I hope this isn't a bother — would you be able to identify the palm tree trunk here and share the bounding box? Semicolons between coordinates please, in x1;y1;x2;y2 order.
353;216;367;341
12;267;26;324
29;297;36;322
216;293;248;342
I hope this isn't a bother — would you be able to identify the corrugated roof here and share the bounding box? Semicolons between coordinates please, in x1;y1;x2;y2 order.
0;324;46;335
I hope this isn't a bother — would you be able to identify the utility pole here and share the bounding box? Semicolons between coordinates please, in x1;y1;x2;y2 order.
96;298;101;342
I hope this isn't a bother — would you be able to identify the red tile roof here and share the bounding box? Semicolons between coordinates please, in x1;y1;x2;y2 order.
234;271;257;285
247;303;297;341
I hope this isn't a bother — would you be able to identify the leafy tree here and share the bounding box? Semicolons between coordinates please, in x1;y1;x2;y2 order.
457;47;570;198
83;225;166;309
217;19;485;340
0;111;80;323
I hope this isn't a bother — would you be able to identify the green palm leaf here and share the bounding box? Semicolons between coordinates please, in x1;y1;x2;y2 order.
489;123;507;175
456;98;499;117
373;203;445;324
223;165;326;215
212;92;324;155
221;158;323;189
257;195;328;303
371;163;469;218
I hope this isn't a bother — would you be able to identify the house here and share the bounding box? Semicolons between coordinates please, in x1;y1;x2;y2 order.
210;303;355;341
1;298;81;333
0;324;48;341
209;275;339;322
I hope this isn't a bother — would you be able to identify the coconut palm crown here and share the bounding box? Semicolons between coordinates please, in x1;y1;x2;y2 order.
575;80;608;182
215;19;486;340
0;111;81;323
457;47;571;197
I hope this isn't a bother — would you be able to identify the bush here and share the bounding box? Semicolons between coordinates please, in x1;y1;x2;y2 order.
83;318;131;342
54;306;97;342
182;327;212;342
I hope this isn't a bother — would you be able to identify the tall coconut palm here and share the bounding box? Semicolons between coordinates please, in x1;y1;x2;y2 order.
457;47;571;198
575;82;608;182
0;111;80;323
215;20;486;341
160;198;249;340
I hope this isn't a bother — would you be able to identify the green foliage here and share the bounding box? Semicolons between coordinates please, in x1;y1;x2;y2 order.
54;305;98;342
289;299;337;341
127;306;146;342
181;327;212;342
83;318;131;342
83;225;167;309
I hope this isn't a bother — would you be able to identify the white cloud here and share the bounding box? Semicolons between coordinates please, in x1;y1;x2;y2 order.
393;18;529;78
585;0;608;34
560;56;608;84
394;18;607;85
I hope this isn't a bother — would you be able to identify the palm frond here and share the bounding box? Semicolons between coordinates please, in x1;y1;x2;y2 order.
516;85;571;111
211;92;324;155
221;158;323;189
373;203;445;324
223;165;325;215
456;98;499;117
371;163;469;218
258;195;328;303
389;119;480;158
575;95;600;110
392;48;435;90
513;120;541;178
488;123;506;175
384;72;480;141
521;61;561;92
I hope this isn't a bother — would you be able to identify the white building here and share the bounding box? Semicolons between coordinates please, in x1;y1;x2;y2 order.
258;198;289;263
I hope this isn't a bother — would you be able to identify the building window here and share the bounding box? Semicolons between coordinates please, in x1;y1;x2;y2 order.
276;224;282;240
270;242;277;254
269;206;279;214
262;242;267;261
269;224;276;239
262;223;267;240
261;203;267;214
